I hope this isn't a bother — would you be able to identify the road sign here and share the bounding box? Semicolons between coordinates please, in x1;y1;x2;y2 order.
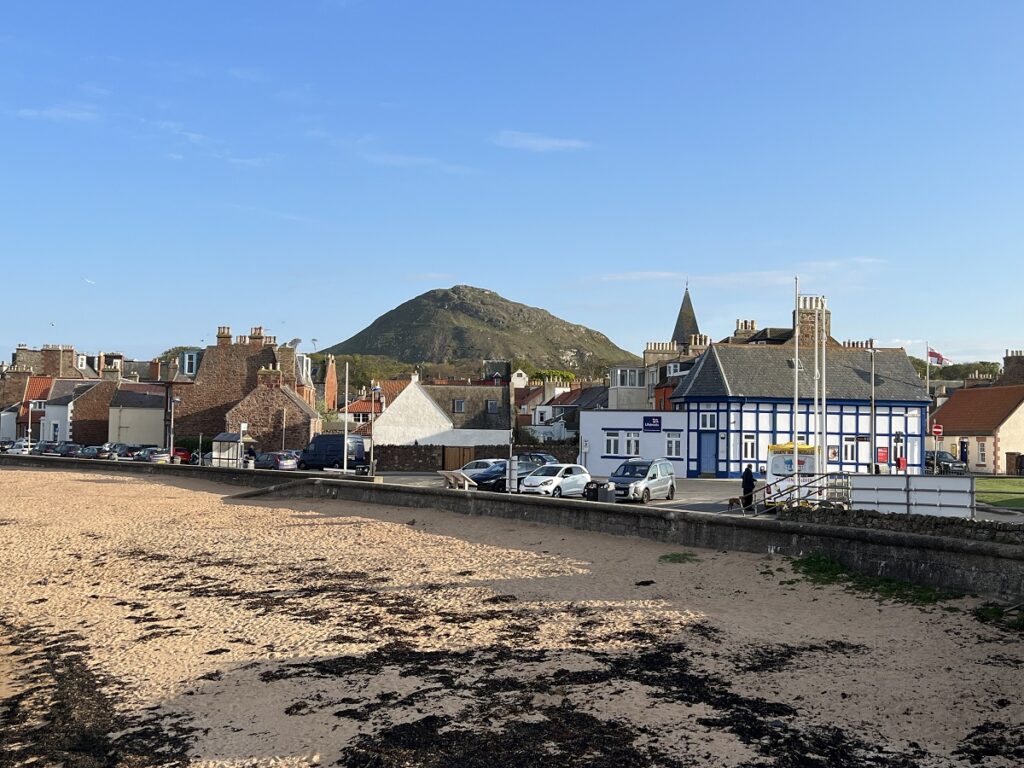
932;424;943;438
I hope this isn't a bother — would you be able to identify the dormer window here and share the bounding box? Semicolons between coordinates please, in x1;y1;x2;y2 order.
76;354;87;369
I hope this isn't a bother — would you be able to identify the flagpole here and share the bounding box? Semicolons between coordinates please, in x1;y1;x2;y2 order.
793;277;800;485
925;342;931;456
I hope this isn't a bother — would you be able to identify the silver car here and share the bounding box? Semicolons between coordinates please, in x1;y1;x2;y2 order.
609;458;676;503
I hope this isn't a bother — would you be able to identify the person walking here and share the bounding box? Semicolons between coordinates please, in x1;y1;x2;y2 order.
741;464;756;512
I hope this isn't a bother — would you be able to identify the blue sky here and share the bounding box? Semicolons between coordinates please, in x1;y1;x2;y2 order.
2;2;1021;364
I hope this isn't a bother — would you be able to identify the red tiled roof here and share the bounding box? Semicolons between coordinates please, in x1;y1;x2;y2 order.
377;380;410;405
515;386;543;407
931;384;1024;435
19;377;54;420
342;398;382;414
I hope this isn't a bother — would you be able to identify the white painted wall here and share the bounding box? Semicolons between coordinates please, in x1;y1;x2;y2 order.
579;410;687;478
41;404;70;442
108;407;166;447
997;405;1024;473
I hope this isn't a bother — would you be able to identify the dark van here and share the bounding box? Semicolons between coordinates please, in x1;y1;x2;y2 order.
298;434;367;473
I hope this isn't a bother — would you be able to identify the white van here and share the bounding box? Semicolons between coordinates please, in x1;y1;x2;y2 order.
764;443;817;507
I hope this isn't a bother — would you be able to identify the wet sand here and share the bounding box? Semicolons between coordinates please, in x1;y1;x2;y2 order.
0;467;1021;766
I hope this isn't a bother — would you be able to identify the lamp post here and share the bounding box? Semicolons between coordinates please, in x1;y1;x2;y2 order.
26;401;35;451
369;385;381;476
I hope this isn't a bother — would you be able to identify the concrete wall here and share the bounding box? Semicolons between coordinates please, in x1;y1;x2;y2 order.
108;406;166;447
4;453;1021;602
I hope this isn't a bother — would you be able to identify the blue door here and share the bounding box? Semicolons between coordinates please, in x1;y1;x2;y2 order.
699;432;717;475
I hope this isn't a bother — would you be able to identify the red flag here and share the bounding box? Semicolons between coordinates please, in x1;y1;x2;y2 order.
927;347;951;366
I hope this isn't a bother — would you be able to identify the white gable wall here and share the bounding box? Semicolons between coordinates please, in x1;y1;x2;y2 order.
372;382;510;446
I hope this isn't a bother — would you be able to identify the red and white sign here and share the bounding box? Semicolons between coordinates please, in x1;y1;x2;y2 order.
932;424;943;438
876;447;889;463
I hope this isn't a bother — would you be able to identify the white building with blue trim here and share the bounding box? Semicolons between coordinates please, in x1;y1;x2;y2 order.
667;343;930;478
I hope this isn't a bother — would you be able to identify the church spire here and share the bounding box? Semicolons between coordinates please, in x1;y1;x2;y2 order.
671;286;700;346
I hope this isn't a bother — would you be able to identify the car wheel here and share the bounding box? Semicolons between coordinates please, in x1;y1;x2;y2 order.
641;488;651;505
552;486;562;498
298;461;307;470
667;483;675;500
331;460;341;469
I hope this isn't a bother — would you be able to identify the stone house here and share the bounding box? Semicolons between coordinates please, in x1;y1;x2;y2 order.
225;364;322;451
929;384;1024;474
173;326;308;440
40;380;100;443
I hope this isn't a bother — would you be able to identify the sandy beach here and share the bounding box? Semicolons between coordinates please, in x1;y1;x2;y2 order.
0;466;1021;767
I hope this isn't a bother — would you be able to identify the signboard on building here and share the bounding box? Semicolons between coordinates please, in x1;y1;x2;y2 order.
642;416;662;433
876;446;889;463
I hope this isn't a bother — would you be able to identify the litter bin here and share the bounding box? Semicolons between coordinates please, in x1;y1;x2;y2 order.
583;481;599;502
597;482;617;503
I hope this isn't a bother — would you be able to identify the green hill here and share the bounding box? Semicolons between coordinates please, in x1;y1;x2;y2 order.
323;285;638;374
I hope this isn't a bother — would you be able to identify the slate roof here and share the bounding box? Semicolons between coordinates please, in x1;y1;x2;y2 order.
671;288;700;345
281;386;320;418
672;345;929;403
930;385;1024;436
111;383;166;409
47;380;98;406
737;327;794;345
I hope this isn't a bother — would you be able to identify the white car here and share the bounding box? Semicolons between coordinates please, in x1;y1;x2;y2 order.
6;439;30;455
519;463;591;497
459;458;506;478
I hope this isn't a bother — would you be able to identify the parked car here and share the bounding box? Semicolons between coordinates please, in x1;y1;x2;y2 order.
459;458;506;478
110;443;142;460
133;447;170;463
6;439;30;455
925;450;968;475
472;460;510;492
514;452;559;466
0;439;14;453
253;451;299;471
609;458;677;503
519;463;591;497
30;441;58;455
189;451;213;466
298;434;368;472
57;442;85;457
79;445;112;460
170;448;192;464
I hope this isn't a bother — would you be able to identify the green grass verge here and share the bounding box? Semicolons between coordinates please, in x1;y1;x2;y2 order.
790;554;962;605
974;477;1024;510
659;551;700;564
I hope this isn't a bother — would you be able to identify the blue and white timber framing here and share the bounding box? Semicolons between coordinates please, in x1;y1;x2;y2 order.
668;344;931;478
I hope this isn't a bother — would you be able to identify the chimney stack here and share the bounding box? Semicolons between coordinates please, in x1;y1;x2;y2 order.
217;326;232;346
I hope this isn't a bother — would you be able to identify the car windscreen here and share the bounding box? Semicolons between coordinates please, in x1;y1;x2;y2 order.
612;462;649;478
532;466;561;477
935;452;957;461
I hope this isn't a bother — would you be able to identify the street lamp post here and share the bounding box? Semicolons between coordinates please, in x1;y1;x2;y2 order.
26;401;35;451
369;385;381;476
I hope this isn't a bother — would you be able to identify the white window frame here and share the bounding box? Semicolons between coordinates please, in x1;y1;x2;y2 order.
605;431;620;455
183;352;197;375
625;431;640;456
743;433;756;460
452;399;465;413
699;412;717;430
978;440;986;465
843;437;857;461
666;431;682;457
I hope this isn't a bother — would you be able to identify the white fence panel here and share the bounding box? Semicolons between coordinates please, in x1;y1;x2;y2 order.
848;475;974;518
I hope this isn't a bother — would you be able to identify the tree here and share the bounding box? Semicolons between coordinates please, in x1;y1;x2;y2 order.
158;346;192;363
909;356;1000;380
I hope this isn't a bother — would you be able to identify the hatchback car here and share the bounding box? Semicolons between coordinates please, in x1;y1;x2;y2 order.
30;441;58;455
459;458;506;478
609;458;677;503
133;447;170;463
6;439;30;455
254;451;299;471
924;450;968;475
519;463;591;497
79;445;112;460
